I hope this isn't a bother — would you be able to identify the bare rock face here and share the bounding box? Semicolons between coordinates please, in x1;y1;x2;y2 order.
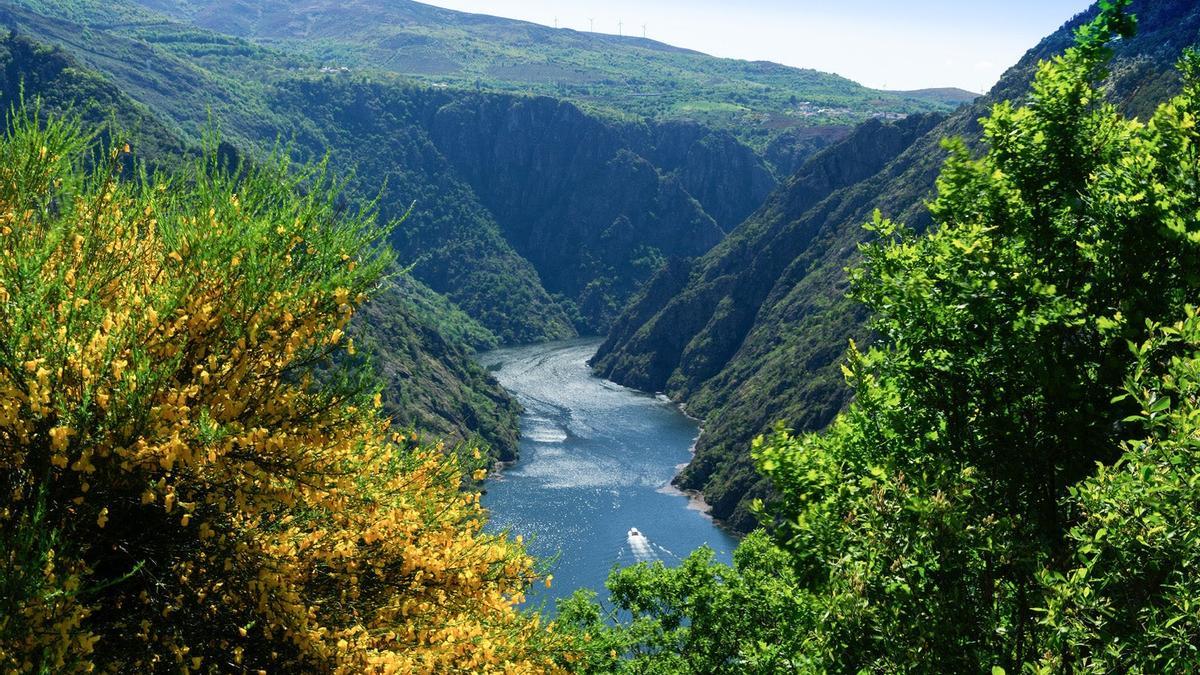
427;94;773;332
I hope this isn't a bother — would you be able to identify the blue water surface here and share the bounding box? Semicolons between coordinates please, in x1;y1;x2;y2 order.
478;339;737;609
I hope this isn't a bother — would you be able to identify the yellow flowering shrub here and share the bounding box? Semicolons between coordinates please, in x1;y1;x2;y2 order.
0;110;568;672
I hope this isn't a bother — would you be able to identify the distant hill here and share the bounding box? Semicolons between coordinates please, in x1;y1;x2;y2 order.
888;87;979;105
115;0;961;146
592;0;1200;531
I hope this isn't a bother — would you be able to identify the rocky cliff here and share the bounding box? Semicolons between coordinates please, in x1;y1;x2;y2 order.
593;112;947;395
428;94;775;330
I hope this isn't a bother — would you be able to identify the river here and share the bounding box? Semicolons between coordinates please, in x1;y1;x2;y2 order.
478;338;738;608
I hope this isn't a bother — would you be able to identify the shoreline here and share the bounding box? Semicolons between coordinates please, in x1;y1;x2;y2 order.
651;394;746;538
655;441;745;540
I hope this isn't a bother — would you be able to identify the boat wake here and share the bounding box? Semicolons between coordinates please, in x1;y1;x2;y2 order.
625;527;678;564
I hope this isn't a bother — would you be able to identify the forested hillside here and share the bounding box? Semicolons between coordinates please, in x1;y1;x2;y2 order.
593;0;1200;531
0;30;187;165
351;276;523;459
0;30;526;461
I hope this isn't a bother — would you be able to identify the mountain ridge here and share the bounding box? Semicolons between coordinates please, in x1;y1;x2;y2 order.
114;0;963;148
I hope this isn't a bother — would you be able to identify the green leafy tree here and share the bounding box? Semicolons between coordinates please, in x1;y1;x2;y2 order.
562;1;1200;671
755;1;1199;669
1036;311;1200;673
557;533;814;674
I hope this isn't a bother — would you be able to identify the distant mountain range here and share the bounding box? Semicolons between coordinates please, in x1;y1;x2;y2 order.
115;0;974;145
887;87;981;105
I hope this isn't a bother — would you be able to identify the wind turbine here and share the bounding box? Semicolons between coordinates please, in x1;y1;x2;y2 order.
554;16;558;29
588;17;594;32
642;23;647;38
618;20;623;36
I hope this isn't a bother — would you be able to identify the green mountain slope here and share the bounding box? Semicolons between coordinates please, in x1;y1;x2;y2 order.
262;77;579;342
0;28;187;162
0;0;785;336
593;0;1200;531
354;275;522;459
119;0;959;146
0;29;524;459
425;94;776;329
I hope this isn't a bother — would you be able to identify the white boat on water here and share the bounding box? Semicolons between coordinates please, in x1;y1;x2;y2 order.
627;527;657;562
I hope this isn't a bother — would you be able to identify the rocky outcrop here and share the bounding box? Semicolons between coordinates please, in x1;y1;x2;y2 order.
265;79;578;345
762;125;852;177
640;121;777;230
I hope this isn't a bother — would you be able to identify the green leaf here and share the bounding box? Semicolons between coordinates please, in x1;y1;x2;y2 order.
1149;397;1172;414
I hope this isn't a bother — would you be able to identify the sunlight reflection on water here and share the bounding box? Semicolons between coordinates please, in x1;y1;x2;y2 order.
478;338;737;609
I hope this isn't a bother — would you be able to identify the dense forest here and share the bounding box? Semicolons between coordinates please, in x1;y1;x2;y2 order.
3;0;1200;671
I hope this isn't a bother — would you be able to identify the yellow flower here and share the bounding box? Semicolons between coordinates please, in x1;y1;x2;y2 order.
49;426;72;451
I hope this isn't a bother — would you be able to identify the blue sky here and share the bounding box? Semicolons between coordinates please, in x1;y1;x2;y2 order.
422;0;1096;92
